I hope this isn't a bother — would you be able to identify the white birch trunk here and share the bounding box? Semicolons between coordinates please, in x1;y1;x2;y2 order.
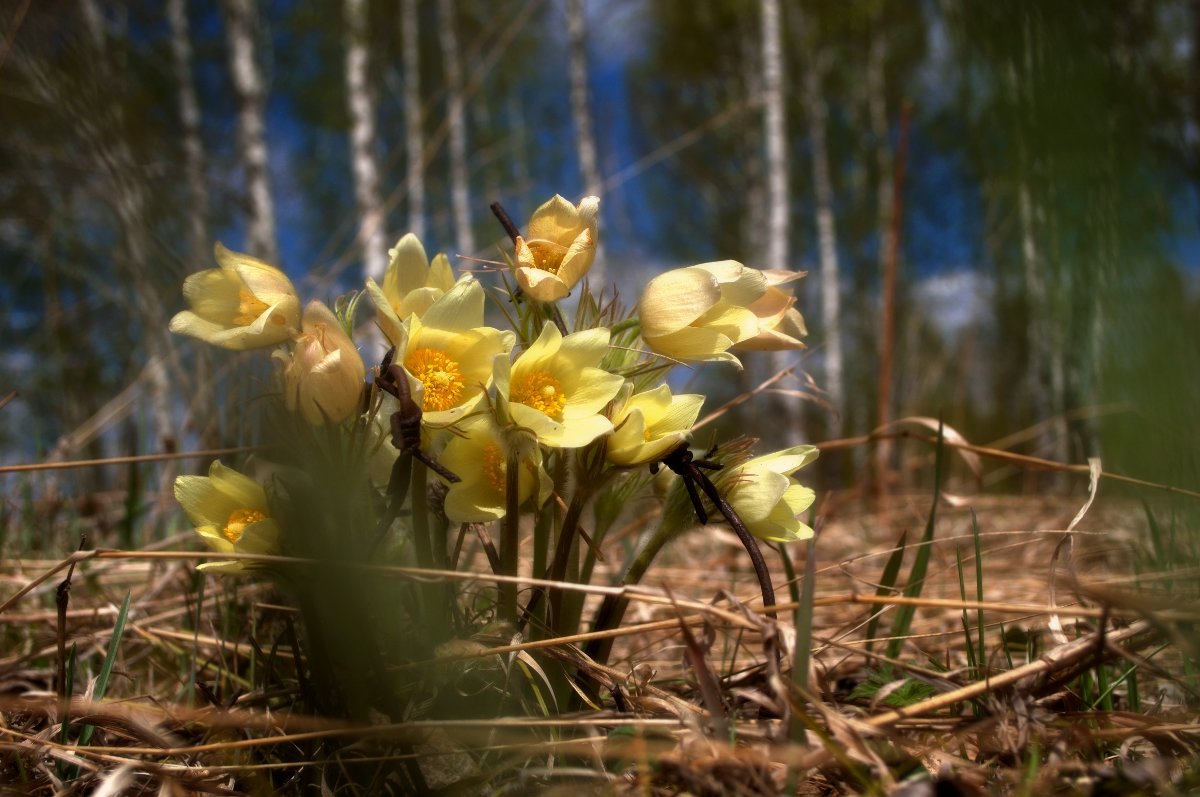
167;0;209;267
567;0;604;283
222;0;278;263
868;16;895;482
760;0;788;272
741;20;766;259
437;0;474;255
344;0;387;282
401;0;426;240
803;34;844;433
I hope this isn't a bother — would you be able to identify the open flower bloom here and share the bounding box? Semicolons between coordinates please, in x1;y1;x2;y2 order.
496;323;623;448
174;460;281;572
395;278;515;427
437;415;550;522
280;301;366;425
513;195;600;302
733;269;809;351
366;234;456;344
169;243;300;350
607;384;705;466
638;261;767;367
721;445;819;543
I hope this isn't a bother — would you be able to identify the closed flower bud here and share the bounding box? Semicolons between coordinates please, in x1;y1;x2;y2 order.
282;301;366;425
638;261;766;368
733;269;808;351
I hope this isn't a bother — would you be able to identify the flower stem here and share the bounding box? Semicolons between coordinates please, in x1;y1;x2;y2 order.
409;460;432;569
500;449;521;621
490;201;521;244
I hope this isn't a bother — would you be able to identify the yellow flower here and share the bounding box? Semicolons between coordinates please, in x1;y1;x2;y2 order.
496;323;624;448
169;243;300;349
174;460;281;572
280;301;366;425
394;278;515;427
365;233;456;345
638;261;767;367
733;269;808;351
513;195;600;302
437;416;550;522
722;445;819;543
607;384;705;467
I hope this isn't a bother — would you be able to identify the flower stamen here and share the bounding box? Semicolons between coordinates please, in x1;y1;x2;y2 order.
405;348;465;412
512;370;566;420
526;241;567;275
224;507;267;543
234;289;270;325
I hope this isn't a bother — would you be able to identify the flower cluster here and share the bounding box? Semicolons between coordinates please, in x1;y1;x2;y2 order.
168;194;817;575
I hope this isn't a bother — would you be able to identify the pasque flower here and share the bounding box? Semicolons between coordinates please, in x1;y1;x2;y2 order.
638;260;767;367
496;322;624;448
280;301;366;425
733;269;808;351
607;384;705;467
366;233;456;345
513;195;600;302
174;460;281;572
393;278;515;427
721;445;819;543
437;415;550;522
169;243;300;349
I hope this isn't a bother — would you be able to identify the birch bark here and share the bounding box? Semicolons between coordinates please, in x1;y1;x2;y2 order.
222;0;278;262
801;21;844;434
167;0;210;267
760;0;788;272
344;0;387;282
401;0;426;240
567;0;605;283
437;0;474;255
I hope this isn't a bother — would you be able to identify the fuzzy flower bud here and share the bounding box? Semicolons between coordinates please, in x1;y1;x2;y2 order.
281;301;366;425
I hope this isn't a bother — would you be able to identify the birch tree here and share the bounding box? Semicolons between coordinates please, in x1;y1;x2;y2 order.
760;0;788;273
401;0;426;240
797;9;844;435
437;0;474;255
222;0;278;263
167;0;210;268
868;8;896;482
567;0;601;200
344;0;387;282
567;0;604;279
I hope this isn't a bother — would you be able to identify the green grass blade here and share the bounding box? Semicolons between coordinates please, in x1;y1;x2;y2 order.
77;591;131;748
887;421;945;660
971;509;985;670
865;528;907;654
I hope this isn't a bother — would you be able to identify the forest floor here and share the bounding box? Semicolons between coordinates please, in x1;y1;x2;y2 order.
0;482;1197;795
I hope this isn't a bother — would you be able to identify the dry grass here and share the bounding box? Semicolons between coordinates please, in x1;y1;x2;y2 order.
1;458;1198;795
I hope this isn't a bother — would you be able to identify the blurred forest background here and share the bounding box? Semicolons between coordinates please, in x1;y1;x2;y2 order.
3;0;1199;505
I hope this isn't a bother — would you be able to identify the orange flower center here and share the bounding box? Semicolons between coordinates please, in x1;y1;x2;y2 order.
233;288;283;326
405;348;465;412
224;508;266;543
482;442;507;494
526;241;567;275
511;370;566;420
